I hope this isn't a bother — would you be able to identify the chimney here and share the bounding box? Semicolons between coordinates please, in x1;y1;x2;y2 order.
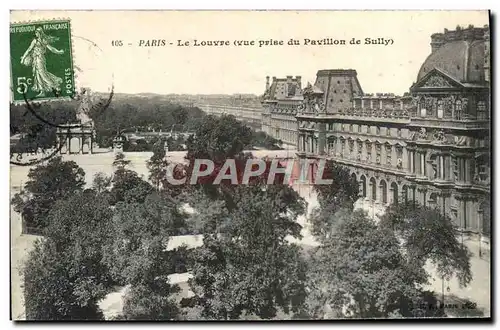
484;25;490;82
272;76;277;82
286;75;293;84
265;76;270;90
430;33;445;53
295;76;302;89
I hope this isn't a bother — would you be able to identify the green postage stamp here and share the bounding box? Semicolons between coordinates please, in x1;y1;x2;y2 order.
10;19;75;102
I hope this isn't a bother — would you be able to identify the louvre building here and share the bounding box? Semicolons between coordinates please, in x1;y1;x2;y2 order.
261;25;491;237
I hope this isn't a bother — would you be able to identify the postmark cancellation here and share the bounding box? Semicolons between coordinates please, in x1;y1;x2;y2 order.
10;19;76;103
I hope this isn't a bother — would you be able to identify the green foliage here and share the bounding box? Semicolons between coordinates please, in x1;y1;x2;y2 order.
313;160;359;210
112;152;131;169
147;139;168;190
111;153;153;204
10;101;78;154
92;172;112;194
88;95;205;147
251;131;283;150
165;136;186;151
24;192;115;320
186;114;253;163
12;156;85;230
188;185;307;320
103;193;186;320
381;202;473;287
310;160;359;242
24;240;105;320
308;209;427;319
122;283;181;320
171;107;188;127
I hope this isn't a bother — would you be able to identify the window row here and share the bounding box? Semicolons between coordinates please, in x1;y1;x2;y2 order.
327;138;405;169
270;119;297;130
414;98;489;120
327;123;403;138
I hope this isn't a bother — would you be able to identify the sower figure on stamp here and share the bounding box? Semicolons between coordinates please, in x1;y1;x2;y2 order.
20;27;64;97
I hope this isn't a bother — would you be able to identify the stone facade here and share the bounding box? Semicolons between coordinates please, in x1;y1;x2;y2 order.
56;123;95;154
261;76;303;146
272;25;491;236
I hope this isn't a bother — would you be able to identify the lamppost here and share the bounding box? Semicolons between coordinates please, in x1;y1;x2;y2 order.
441;276;445;307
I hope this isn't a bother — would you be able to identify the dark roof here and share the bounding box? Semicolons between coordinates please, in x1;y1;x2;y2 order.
417;37;487;83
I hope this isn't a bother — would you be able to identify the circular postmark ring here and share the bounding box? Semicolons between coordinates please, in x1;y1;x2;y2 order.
18;34;115;130
10;32;114;166
10;129;68;167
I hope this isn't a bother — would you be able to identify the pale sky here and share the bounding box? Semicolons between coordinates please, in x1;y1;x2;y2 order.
10;10;489;96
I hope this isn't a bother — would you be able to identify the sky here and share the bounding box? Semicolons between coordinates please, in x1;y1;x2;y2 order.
10;10;489;96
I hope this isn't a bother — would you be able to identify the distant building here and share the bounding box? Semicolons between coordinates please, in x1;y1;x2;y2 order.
261;75;303;146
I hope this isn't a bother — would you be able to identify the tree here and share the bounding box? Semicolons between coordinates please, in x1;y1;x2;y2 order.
122;283;181;320
380;202;473;287
112;152;131;169
12;156;85;230
313;160;359;210
188;184;308;320
103;194;185;320
308;208;427;319
24;240;105;320
110;168;153;205
250;131;283;150
24;192;115;320
171;107;188;130
92;172;112;194
310;160;359;242
10;100;78;154
186;114;253;164
147;138;168;190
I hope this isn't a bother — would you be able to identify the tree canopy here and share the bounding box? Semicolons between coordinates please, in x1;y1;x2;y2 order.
307;208;428;319
380;202;473;287
187;181;307;320
24;191;115;320
12;157;86;231
186;114;253;164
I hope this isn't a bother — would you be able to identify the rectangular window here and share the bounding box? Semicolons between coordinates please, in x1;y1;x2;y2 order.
440;156;445;179
477;101;487;120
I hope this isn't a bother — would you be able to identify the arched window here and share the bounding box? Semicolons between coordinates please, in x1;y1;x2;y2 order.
370;177;377;201
402;185;409;204
380;180;388;204
360;175;367;198
428;192;438;205
390;182;399;204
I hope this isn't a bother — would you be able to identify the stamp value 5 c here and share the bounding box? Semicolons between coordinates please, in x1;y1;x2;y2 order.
10;19;75;102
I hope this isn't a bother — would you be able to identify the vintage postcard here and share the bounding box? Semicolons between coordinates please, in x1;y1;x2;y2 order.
9;10;491;321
